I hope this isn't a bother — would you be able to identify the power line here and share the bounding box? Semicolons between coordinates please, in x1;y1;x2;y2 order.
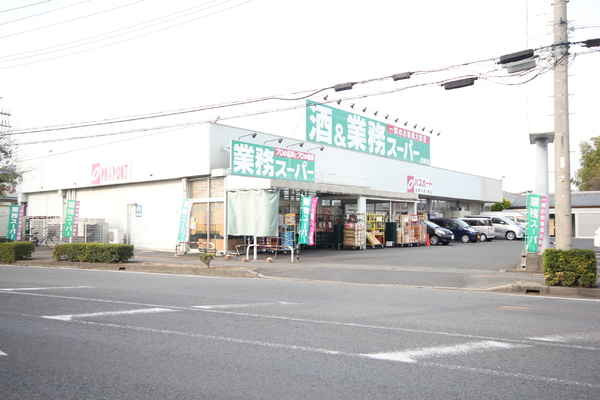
0;0;223;62
0;0;142;38
0;0;255;70
0;1;53;14
0;0;93;26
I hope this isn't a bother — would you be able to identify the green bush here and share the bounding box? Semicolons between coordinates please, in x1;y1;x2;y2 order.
0;241;35;263
52;243;134;263
543;248;598;287
199;252;215;268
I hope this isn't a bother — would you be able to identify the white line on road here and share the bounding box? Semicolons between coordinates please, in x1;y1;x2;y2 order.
362;340;529;363
528;332;600;343
56;318;600;390
0;350;6;356
192;301;297;309
0;286;94;291
42;308;177;321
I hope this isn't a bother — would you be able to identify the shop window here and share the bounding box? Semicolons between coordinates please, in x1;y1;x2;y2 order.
210;178;225;198
190;177;225;199
190;203;208;244
191;180;209;199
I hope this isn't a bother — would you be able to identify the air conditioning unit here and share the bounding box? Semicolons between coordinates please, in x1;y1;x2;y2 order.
108;229;122;244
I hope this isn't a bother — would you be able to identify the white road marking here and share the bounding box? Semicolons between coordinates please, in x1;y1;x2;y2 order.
192;301;297;309
528;332;600;343
42;308;176;321
0;350;7;356
56;318;600;390
363;341;530;363
0;286;94;291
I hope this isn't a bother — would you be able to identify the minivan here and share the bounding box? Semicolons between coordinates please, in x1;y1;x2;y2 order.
479;211;527;227
461;217;496;241
474;215;525;240
429;218;480;243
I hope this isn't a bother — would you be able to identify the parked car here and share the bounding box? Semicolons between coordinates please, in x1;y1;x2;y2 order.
479;211;528;226
423;220;454;245
475;215;525;240
429;218;481;243
461;217;496;241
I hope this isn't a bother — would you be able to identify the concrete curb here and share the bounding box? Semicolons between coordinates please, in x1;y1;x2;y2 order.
486;283;600;298
13;260;258;278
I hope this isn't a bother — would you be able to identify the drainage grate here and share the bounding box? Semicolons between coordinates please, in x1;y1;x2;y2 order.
526;289;540;295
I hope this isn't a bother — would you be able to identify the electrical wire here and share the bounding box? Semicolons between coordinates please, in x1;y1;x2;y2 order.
0;1;53;14
0;0;142;39
0;0;226;62
0;0;254;70
11;42;598;148
0;0;94;26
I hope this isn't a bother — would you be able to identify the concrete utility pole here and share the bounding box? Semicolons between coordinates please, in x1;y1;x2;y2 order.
553;0;573;250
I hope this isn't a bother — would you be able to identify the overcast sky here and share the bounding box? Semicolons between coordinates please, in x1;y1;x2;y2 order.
2;0;600;194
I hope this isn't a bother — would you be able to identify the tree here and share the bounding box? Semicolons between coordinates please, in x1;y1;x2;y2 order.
0;134;22;196
491;198;512;211
574;136;600;191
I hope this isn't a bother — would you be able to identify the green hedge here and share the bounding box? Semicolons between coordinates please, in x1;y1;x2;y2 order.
543;248;598;288
0;241;35;263
51;243;134;263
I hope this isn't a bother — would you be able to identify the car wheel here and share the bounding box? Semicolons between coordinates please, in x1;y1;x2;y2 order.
461;234;470;243
429;234;440;245
506;231;516;240
479;233;487;242
441;241;450;245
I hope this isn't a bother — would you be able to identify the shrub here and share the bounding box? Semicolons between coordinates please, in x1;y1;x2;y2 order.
543;248;598;288
0;241;35;263
199;252;215;268
52;243;134;263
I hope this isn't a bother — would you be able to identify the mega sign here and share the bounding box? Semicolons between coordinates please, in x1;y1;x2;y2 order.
306;100;430;165
231;140;315;183
92;160;131;185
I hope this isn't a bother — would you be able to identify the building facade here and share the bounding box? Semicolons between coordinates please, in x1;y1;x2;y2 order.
17;123;502;251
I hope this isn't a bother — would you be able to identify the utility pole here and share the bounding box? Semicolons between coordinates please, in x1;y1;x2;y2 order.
553;0;572;250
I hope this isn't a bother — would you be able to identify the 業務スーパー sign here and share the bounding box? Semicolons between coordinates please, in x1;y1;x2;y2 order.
306;100;430;165
231;140;315;183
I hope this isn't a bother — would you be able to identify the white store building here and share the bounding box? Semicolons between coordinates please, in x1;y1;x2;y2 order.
17;114;502;252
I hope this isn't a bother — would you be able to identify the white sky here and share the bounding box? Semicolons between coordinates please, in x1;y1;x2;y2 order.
2;0;600;194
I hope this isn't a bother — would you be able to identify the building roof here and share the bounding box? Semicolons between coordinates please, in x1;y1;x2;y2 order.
509;191;600;209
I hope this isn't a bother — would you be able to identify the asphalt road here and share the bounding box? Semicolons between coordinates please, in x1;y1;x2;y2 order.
2;265;600;399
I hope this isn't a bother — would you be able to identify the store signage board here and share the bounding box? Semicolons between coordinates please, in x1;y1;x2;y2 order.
526;194;548;254
407;175;433;194
306;100;431;165
63;200;80;238
178;199;191;242
231;140;315;183
298;196;318;245
7;205;24;241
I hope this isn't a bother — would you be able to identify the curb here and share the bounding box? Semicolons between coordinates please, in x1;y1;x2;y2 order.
486;283;600;298
13;260;257;279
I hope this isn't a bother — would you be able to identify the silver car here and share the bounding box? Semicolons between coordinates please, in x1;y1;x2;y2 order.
461;217;496;241
487;215;525;240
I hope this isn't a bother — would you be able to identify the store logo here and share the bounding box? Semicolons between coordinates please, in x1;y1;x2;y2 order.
92;161;131;185
407;175;433;194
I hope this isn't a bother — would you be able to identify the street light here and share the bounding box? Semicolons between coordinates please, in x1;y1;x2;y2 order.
238;132;257;140
263;138;283;145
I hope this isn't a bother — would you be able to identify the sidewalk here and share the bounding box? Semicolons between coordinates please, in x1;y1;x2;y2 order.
13;245;600;299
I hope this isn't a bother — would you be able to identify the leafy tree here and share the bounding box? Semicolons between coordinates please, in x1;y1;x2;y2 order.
574;136;600;191
491;198;512;211
0;134;21;196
